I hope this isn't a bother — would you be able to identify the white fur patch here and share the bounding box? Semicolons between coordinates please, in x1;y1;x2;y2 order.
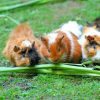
84;28;100;36
61;21;83;38
47;33;57;44
22;40;31;47
78;35;85;45
81;46;87;59
92;50;100;60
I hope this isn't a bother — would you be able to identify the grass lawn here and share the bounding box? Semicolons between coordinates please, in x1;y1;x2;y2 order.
0;0;100;99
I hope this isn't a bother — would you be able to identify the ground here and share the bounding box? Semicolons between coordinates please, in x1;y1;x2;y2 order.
0;0;100;99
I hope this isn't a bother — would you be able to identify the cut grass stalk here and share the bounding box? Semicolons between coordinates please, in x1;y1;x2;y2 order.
81;60;93;65
95;66;100;70
0;0;59;12
0;64;55;73
0;0;40;12
63;63;82;66
63;60;93;67
0;64;100;76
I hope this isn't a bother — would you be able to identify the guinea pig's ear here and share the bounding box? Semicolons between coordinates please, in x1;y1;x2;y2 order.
86;21;92;26
41;37;46;42
85;35;94;41
13;46;20;52
60;35;64;41
92;24;97;29
32;41;35;47
41;37;48;46
58;35;64;43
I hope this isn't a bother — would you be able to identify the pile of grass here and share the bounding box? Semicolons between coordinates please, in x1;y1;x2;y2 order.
0;61;100;76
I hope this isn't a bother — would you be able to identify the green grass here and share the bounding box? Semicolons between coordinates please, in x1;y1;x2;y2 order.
0;0;100;99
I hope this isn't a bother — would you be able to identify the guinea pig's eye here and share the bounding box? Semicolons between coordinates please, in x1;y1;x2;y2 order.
21;48;26;53
92;42;98;49
22;53;25;57
92;44;96;49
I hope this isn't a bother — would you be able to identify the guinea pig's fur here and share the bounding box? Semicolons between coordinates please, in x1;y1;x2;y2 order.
79;26;100;62
41;21;82;63
3;23;40;66
41;31;82;63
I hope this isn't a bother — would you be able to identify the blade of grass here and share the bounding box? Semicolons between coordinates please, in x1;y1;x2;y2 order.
0;0;39;12
0;14;19;24
95;66;100;70
0;0;60;12
63;63;82;66
82;60;93;65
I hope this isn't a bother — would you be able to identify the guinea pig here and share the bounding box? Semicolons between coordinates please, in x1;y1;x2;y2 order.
79;25;100;63
41;31;82;63
3;23;40;66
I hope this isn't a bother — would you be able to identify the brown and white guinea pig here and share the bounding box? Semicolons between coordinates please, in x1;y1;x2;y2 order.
41;21;82;63
78;25;100;63
3;23;40;67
